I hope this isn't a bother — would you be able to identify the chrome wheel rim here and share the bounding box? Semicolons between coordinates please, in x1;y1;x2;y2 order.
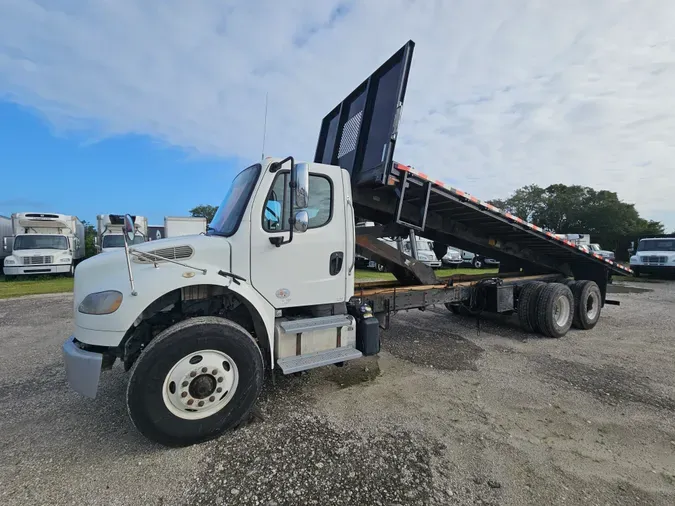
553;295;571;327
586;291;599;320
162;349;239;420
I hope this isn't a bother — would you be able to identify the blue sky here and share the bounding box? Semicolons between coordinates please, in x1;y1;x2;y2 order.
0;102;241;225
1;0;674;231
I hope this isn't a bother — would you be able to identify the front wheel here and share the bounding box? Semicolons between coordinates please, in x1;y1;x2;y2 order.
126;316;264;447
472;257;483;269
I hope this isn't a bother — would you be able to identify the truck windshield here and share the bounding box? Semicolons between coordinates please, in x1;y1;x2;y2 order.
14;235;68;250
638;239;675;252
209;163;261;237
102;235;145;248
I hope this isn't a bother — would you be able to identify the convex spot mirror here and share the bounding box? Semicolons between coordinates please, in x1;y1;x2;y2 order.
294;210;309;233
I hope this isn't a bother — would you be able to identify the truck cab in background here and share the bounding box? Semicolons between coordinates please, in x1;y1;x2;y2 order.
96;214;148;253
3;212;85;278
630;237;675;277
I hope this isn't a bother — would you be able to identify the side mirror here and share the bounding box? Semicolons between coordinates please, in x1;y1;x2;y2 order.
292;162;310;209
123;214;136;242
293;210;309;233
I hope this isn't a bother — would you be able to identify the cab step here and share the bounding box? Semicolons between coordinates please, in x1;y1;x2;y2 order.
278;314;354;334
277;347;363;374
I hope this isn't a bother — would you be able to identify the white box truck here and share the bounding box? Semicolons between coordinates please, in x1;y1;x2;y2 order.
3;212;85;278
96;214;148;253
62;40;632;447
164;216;207;237
0;215;12;264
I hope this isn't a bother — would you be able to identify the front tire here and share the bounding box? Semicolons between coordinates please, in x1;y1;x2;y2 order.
126;316;264;447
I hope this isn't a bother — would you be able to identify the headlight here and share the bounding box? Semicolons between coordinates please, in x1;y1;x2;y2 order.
60;257;72;263
630;256;638;263
4;258;15;265
78;291;123;315
418;254;431;260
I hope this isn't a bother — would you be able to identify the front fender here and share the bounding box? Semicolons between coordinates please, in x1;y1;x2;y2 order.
74;262;276;366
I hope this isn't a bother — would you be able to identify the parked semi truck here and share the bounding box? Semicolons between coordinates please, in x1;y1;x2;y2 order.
164;216;207;237
96;214;148;252
62;40;632;447
0;215;12;264
4;212;85;278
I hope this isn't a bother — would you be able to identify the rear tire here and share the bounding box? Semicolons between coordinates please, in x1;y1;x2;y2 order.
126;316;264;447
535;283;574;338
571;280;602;330
472;257;483;269
517;281;545;333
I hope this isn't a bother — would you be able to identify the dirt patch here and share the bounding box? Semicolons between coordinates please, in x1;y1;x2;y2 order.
324;356;380;388
607;284;653;294
382;315;484;371
534;356;675;411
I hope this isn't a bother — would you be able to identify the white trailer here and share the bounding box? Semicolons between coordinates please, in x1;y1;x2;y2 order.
0;215;12;263
4;212;85;278
164;216;207;237
96;214;148;253
62;40;631;448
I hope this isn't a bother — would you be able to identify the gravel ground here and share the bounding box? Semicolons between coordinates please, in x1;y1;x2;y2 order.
1;281;674;505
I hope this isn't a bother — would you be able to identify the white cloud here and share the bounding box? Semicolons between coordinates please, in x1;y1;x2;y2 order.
1;0;674;228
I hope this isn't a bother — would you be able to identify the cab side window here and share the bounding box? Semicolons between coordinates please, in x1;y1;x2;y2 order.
262;172;332;232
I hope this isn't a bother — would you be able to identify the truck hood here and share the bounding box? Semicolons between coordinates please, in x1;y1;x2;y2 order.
74;234;232;332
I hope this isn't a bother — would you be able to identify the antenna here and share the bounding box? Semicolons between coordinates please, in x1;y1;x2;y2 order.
261;92;268;160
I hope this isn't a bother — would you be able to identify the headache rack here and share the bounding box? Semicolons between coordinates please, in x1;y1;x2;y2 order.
315;39;631;304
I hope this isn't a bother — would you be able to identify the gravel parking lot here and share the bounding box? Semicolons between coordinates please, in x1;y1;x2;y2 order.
1;281;674;506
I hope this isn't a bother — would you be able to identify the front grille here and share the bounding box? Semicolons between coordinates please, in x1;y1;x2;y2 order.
641;255;667;264
134;245;194;263
23;256;53;265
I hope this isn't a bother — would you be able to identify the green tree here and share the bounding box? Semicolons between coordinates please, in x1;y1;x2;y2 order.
81;220;98;258
489;184;664;251
189;205;218;224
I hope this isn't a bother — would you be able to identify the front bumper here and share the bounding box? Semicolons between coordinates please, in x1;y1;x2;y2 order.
630;264;675;276
422;260;442;268
4;264;71;275
63;336;103;398
443;258;463;265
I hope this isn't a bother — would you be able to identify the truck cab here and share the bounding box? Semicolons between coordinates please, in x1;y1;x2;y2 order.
3;212;84;278
97;214;148;253
630;237;675;277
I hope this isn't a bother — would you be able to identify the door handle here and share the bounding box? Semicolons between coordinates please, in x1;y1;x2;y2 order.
329;252;344;276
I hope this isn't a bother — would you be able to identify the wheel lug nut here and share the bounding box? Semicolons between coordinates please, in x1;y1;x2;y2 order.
181;392;187;398
212;369;218;375
217;377;224;383
182;381;189;387
209;396;215;402
198;401;204;407
216;387;223;393
190;371;196;378
201;367;207;373
187;399;194;406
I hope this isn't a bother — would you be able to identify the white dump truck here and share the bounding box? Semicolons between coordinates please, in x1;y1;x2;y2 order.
3;212;84;278
96;214;148;252
62;40;631;447
164;216;207;237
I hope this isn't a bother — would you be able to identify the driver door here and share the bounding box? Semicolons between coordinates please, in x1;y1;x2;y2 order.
249;163;348;309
